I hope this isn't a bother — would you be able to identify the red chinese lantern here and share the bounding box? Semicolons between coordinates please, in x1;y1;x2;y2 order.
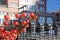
9;37;13;40
22;12;27;18
2;33;6;37
0;32;3;37
5;36;9;39
21;21;27;26
34;15;37;20
4;15;9;20
11;29;18;34
15;13;20;18
26;19;30;23
3;22;8;26
5;31;10;35
13;21;18;26
11;33;17;38
0;27;4;32
30;12;35;17
25;25;29;28
21;29;25;33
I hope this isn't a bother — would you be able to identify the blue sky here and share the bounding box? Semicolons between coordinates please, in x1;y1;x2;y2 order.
47;0;60;12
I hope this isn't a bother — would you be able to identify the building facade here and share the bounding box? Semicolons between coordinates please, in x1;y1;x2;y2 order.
0;0;19;25
1;0;60;40
19;0;46;12
18;0;54;40
53;11;60;38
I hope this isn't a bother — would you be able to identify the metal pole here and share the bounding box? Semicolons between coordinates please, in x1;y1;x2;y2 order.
23;32;24;40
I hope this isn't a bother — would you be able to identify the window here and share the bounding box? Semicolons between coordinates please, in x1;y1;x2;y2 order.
56;14;59;21
40;0;44;5
38;7;44;11
11;12;15;16
28;0;32;4
28;0;35;5
38;16;45;24
10;2;18;8
0;0;7;5
10;12;16;20
22;0;28;3
10;12;15;17
0;11;7;17
0;11;4;16
42;8;44;11
19;0;28;5
0;11;7;24
0;19;4;24
47;17;53;24
28;5;35;12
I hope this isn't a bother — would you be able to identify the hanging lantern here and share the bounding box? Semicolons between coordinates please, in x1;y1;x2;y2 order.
5;31;10;35
34;15;37;20
21;29;25;33
11;29;18;34
15;13;20;18
25;25;29;28
13;21;18;26
11;33;17;38
21;21;27;26
22;12;27;18
3;22;8;26
5;36;9;39
4;15;9;20
0;32;3;37
26;19;30;23
0;27;4;32
2;33;6;37
30;12;35;17
9;37;13;40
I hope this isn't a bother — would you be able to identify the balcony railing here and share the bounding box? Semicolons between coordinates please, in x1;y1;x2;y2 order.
0;5;7;8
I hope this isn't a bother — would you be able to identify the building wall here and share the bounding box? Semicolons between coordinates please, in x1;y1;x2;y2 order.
52;11;60;25
19;0;46;12
19;0;37;12
37;12;53;25
0;0;19;25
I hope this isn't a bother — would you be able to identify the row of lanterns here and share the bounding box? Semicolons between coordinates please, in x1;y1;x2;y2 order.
3;12;37;27
4;12;37;20
0;12;37;40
